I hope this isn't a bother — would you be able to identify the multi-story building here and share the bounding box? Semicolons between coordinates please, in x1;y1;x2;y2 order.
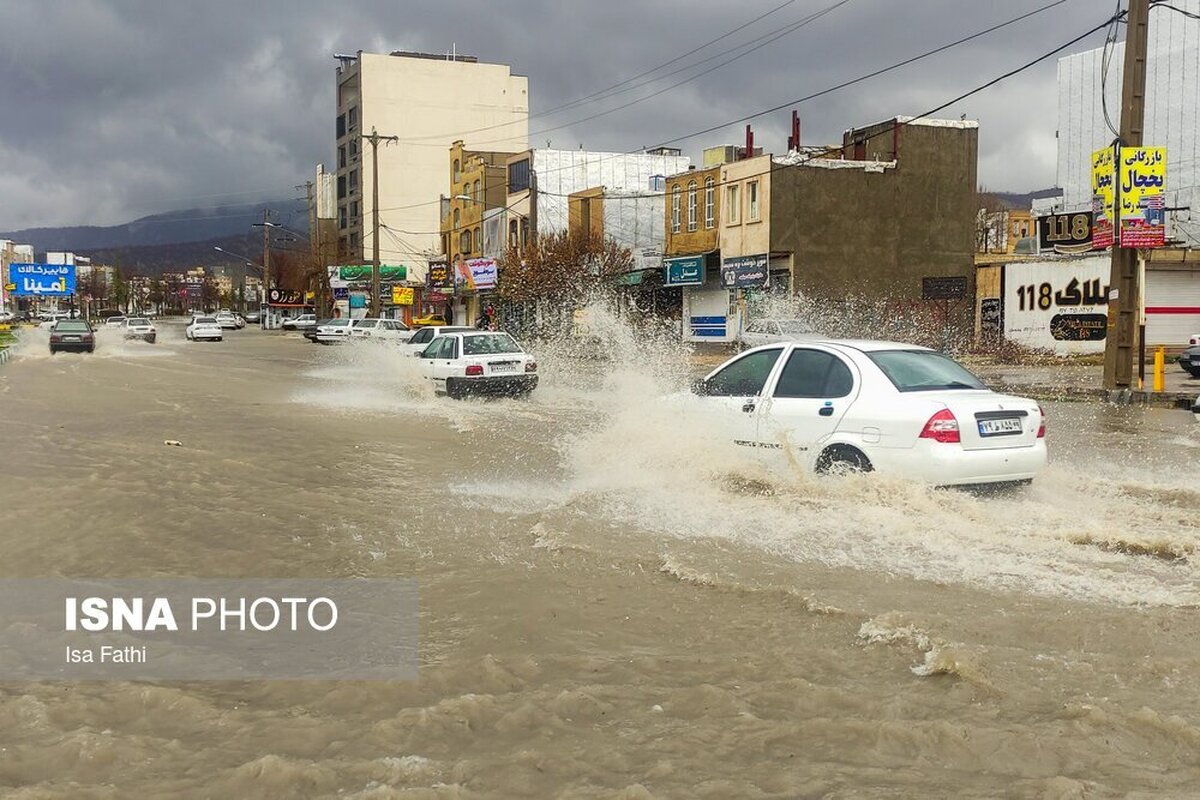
503;147;691;246
0;240;34;312
666;116;978;342
333;50;528;284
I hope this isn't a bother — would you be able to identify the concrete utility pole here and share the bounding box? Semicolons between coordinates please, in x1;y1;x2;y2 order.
1103;0;1150;392
364;127;399;317
300;180;319;315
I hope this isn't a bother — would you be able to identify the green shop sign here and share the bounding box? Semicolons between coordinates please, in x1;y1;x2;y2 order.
338;264;407;281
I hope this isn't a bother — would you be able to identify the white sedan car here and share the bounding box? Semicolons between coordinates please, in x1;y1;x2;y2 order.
123;317;157;342
417;330;538;399
312;318;357;344
738;318;819;349
186;316;223;342
400;325;474;357
349;318;410;341
282;313;317;331
689;340;1047;487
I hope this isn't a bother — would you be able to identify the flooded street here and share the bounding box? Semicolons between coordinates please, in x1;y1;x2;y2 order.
2;322;1199;798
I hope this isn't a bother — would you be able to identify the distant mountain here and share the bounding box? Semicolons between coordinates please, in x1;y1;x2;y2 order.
991;188;1062;211
79;233;267;277
0;199;308;253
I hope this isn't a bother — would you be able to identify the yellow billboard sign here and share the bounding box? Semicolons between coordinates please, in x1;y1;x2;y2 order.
1118;146;1166;248
391;286;414;305
1090;146;1116;248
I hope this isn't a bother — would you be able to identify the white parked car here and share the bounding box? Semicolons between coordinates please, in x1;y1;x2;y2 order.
738;318;819;349
123;317;156;343
186;315;223;342
282;313;317;331
400;325;474;357
417;330;538;399
349;317;411;341
103;316;127;328
688;340;1047;487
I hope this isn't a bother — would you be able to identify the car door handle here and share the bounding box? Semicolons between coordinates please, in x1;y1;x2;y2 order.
819;406;834;417
742;401;756;413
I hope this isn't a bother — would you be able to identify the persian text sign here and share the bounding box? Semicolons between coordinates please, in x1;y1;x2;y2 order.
1119;146;1166;248
456;258;497;290
11;264;76;296
664;256;704;287
1091;146;1116;249
337;265;408;282
0;579;418;680
720;254;768;289
391;286;414;305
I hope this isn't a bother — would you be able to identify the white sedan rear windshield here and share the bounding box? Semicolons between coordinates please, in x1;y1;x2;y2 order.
127;318;150;325
462;333;521;355
867;350;986;392
196;317;217;324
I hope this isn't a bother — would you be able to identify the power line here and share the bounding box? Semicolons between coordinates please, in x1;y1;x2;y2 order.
369;0;1069;218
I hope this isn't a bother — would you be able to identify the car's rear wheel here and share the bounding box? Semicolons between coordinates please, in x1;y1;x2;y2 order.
1188;368;1200;379
815;445;873;475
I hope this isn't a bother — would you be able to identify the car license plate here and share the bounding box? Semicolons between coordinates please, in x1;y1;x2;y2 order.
490;363;517;374
64;336;80;342
978;417;1023;436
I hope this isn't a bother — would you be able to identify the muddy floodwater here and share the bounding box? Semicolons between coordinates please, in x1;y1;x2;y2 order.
1;321;1198;798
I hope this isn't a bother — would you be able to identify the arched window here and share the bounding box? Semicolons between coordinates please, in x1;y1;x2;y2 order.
460;230;470;253
473;180;481;204
671;185;682;234
453;208;460;229
453;159;461;183
704;178;715;229
474;227;481;254
687;180;698;232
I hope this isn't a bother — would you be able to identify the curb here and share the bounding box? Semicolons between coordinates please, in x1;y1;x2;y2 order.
990;381;1195;409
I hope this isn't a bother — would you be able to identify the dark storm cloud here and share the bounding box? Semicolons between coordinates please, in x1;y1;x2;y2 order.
0;0;1112;228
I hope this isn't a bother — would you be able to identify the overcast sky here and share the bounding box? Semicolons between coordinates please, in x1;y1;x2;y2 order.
0;0;1115;230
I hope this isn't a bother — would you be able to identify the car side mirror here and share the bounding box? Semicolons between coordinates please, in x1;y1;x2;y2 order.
690;377;710;396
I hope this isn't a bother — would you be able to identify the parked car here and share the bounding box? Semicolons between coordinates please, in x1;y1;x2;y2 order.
412;313;448;328
242;310;262;324
215;311;242;330
687;340;1047;488
738;318;819;349
313;318;358;344
282;313;318;331
348;318;410;341
49;319;96;354
401;325;474;357
186;315;223;342
123;317;157;343
39;312;73;327
0;310;16;324
416;330;538;398
1179;344;1200;378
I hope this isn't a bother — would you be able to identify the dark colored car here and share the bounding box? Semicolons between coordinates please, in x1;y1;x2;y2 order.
49;319;96;354
1179;345;1200;378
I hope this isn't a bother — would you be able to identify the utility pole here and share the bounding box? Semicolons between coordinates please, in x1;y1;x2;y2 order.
364;127;399;317
1103;0;1150;392
251;211;280;329
300;180;319;315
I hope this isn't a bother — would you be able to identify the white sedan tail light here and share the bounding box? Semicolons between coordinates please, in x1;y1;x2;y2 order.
919;408;961;444
1037;405;1046;438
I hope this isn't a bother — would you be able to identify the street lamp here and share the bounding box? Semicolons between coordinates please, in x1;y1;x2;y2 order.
213;246;265;316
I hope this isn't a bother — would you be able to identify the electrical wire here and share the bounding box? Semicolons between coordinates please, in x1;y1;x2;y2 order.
368;0;1072;219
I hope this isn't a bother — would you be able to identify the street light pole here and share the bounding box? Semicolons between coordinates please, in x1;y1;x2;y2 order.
251;214;282;329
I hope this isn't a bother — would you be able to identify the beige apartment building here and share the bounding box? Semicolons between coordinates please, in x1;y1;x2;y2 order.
334;51;528;283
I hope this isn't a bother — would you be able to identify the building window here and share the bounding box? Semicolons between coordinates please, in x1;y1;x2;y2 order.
509;219;519;248
671;185;682;234
508;159;530;193
463;184;472;203
337;176;346;200
336;114;346;139
474;180;481;204
348;169;358;193
338;146;346;169
453;159;461;183
349;139;358;161
339;206;347;229
748;180;760;221
460;230;470;253
347;106;358;130
473;227;481;254
520;218;529;249
726;185;740;224
453;208;460;229
704;178;715;228
687;180;698;232
350;231;359;248
350;200;359;219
